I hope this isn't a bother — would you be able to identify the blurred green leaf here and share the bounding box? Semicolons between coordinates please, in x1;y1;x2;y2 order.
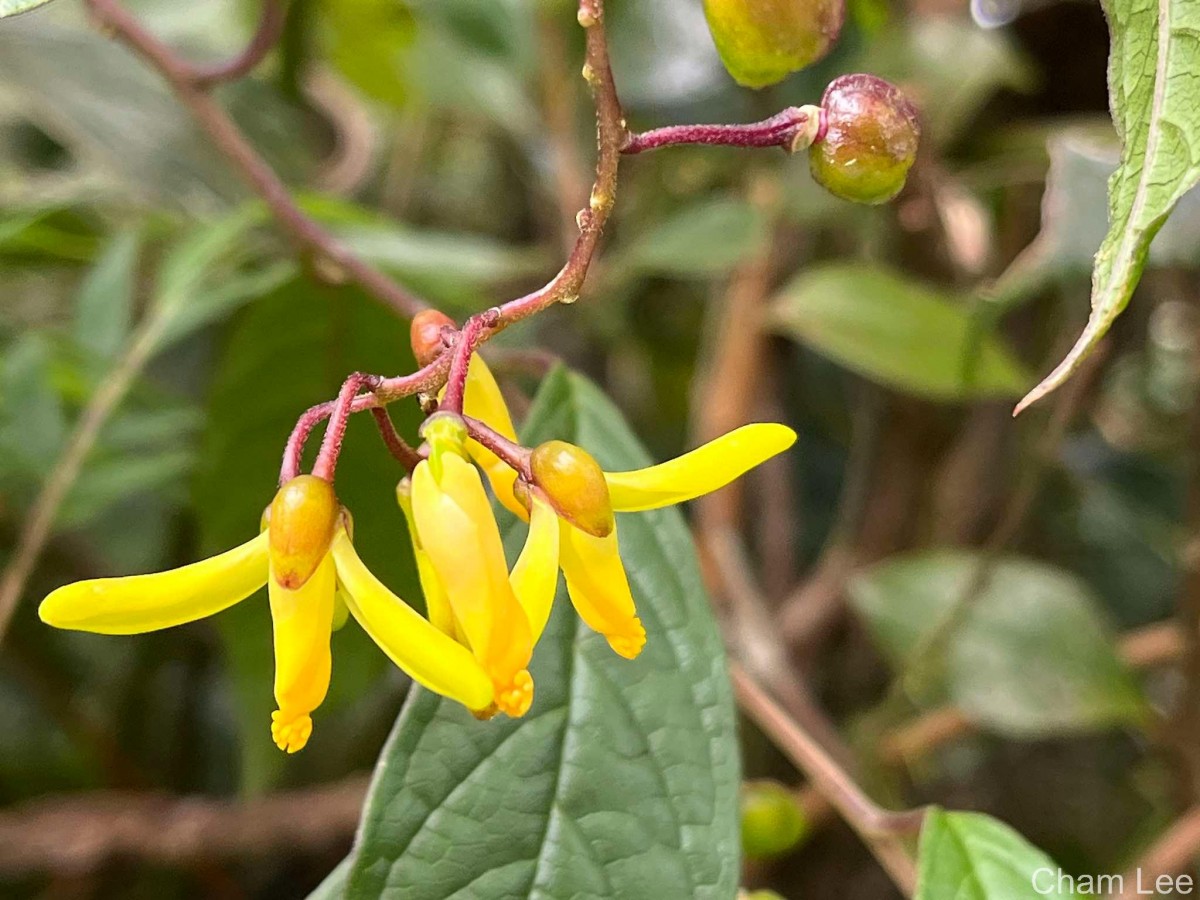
337;368;739;900
866;18;1034;146
297;196;548;309
0;22;240;205
320;0;414;106
916;808;1071;899
149;208;272;343
194;280;423;791
850;551;1147;736
1019;0;1200;411
0;0;55;17
768;264;1031;400
72;231;139;364
995;131;1200;310
0;333;66;483
621;198;768;278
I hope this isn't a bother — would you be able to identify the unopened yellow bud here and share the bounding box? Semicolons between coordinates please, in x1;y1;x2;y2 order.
268;476;338;590
530;441;615;538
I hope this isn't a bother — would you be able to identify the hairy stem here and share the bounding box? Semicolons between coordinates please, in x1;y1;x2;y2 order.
622;106;825;155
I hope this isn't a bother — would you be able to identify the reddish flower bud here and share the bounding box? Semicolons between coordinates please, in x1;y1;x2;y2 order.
809;74;920;205
410;309;455;367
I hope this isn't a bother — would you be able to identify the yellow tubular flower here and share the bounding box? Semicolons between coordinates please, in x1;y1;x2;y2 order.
396;479;458;639
269;552;336;753
412;434;534;718
39;532;269;634
604;423;797;512
558;523;646;659
509;493;561;644
330;529;494;714
524;423;798;660
460;355;524;518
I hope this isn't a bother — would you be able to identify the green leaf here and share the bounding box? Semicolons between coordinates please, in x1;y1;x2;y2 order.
622;199;769;279
194;280;423;791
768;264;1031;401
336;368;740;900
148;207;293;350
849;551;1147;736
0;333;66;483
1018;0;1200;413
0;23;240;205
867;19;1034;146
299;195;549;310
916;808;1072;899
0;0;55;18
72;231;140;364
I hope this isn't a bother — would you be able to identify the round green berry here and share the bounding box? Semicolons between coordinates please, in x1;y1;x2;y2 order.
740;781;810;859
808;74;920;205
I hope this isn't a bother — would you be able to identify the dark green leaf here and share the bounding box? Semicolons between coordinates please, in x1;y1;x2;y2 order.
769;264;1031;401
1018;0;1200;412
337;368;740;900
916;808;1071;899
849;551;1147;736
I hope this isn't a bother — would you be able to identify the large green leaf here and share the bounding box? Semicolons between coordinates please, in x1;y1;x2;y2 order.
849;551;1147;736
916;808;1071;899
768;264;1031;401
333;368;740;900
1018;0;1200;413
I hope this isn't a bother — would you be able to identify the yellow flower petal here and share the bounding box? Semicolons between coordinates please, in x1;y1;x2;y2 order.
463;354;517;441
268;551;336;753
412;454;534;716
330;530;494;713
559;522;646;659
461;356;524;518
604;423;796;511
509;494;560;644
39;532;269;635
332;587;350;631
397;480;457;638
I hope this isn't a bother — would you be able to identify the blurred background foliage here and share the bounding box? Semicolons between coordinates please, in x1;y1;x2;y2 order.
0;0;1196;897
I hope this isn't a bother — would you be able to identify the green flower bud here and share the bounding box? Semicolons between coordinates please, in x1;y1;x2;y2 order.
740;781;810;859
808;74;920;205
704;0;844;89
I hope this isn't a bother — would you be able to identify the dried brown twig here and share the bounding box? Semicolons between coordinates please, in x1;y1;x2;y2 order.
732;663;924;896
0;777;369;874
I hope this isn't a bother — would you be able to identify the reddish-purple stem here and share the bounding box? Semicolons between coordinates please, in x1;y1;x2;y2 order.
440;311;499;414
312;373;380;481
369;408;422;472
622;107;825;155
279;353;454;483
190;0;288;88
462;415;533;479
278;0;624;482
